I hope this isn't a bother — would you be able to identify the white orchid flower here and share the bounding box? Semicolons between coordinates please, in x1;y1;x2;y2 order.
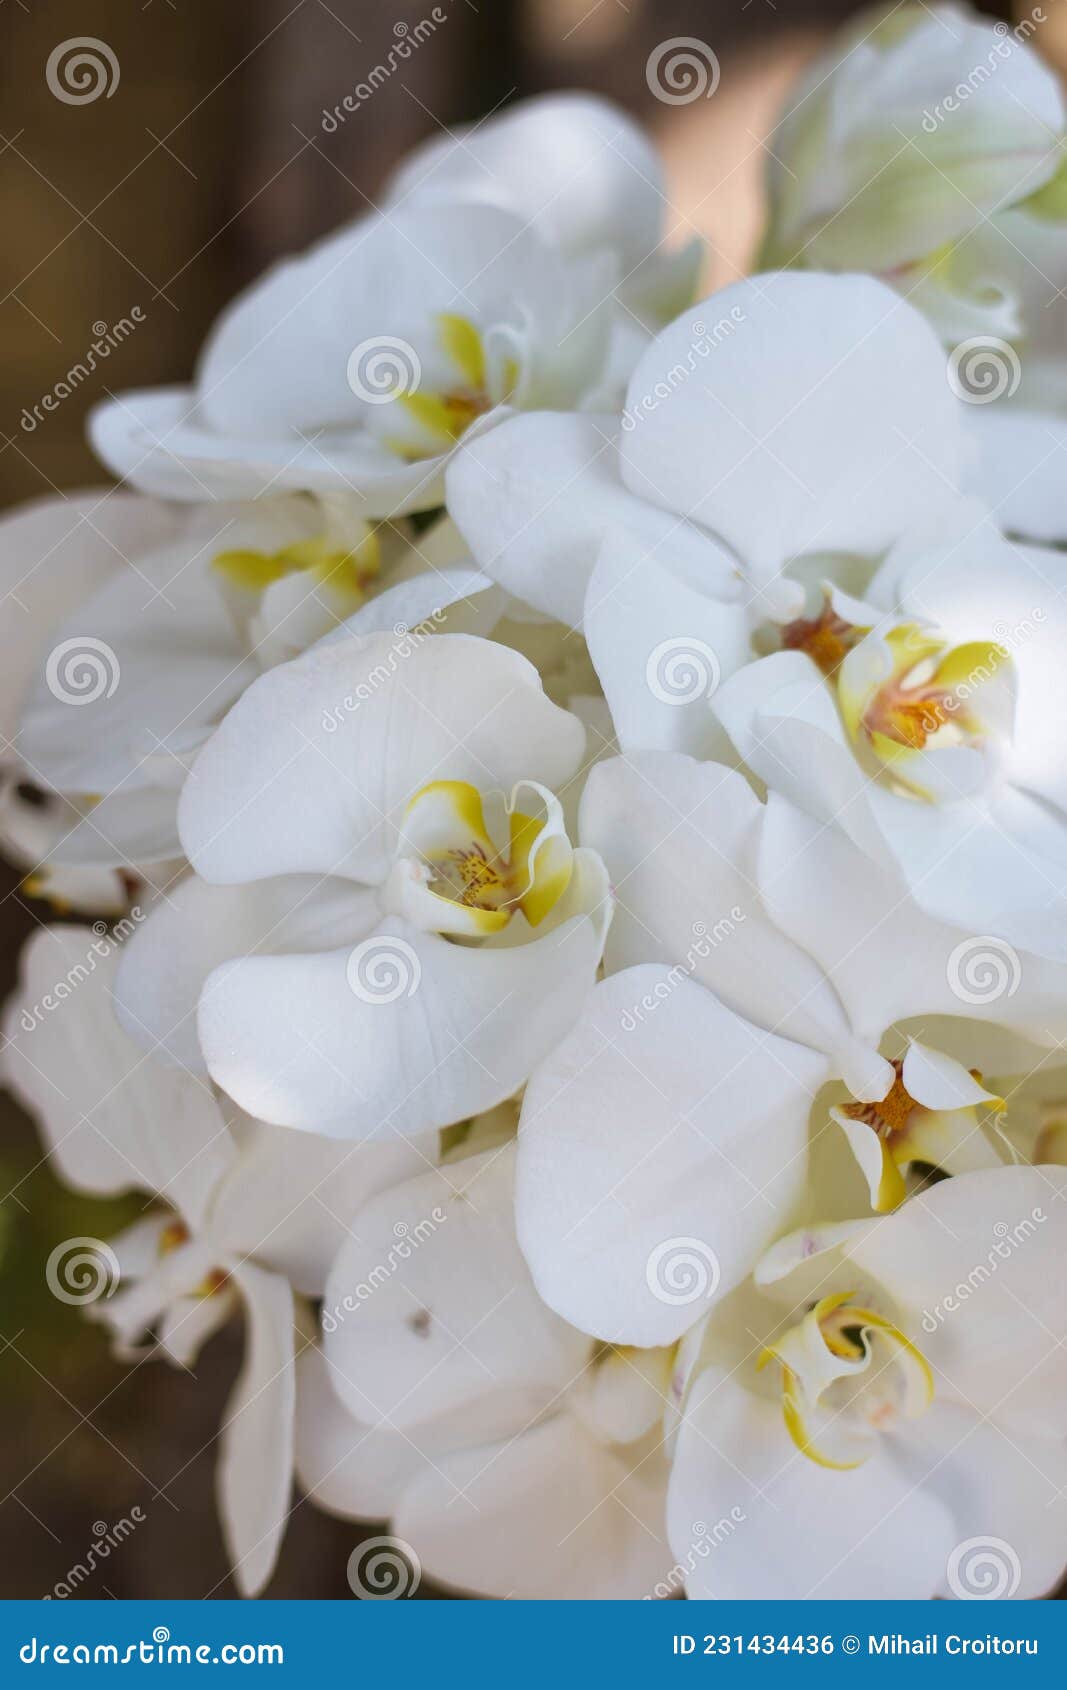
668;1166;1067;1600
90;197;614;511
515;752;1067;1348
446;272;966;637
112;631;610;1141
3;488;495;881
0;489;185;911
714;500;1067;959
1;922;428;1595
296;1144;674;1599
759;3;1065;337
386;92;704;401
758;3;1067;545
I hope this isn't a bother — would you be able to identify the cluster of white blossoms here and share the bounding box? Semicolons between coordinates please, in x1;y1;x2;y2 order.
6;4;1067;1601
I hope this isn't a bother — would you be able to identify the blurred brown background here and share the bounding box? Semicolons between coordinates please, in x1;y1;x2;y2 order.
0;0;1049;1599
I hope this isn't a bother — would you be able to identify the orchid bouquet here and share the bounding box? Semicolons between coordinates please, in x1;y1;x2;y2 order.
5;1;1067;1601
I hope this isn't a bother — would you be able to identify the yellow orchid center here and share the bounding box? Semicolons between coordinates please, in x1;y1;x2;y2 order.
780;597;865;676
759;1291;933;1470
212;529;381;605
394;778;574;939
837;625;1013;800
841;1061;916;1139
156;1218;229;1300
389;314;517;459
835;1058;1004;1212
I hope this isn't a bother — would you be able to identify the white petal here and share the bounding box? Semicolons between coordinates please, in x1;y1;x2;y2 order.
19;540;252;798
294;1344;425;1519
314;568;499;654
114;872;378;1072
516;966;826;1347
217;1262;295;1597
584;535;748;759
394;1412;671;1600
89;387;449;512
210;1121;433;1296
580;752;883;1074
962;405;1067;543
619;274;965;581
0;489;183;746
758;792;1067;1048
2;925;232;1222
387;93;665;276
909;1403;1067;1600
848;1165;1067;1436
446;412;727;627
901;1040;1000;1112
199;884;608;1138
322;1146;589;1429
